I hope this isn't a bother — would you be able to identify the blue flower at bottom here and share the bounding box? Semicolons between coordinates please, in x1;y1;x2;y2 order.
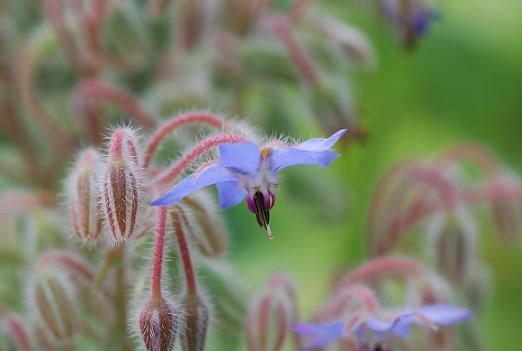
152;129;347;238
293;303;472;350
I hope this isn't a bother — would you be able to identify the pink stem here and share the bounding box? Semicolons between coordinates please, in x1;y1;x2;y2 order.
75;79;156;143
438;142;501;179
382;181;522;253
272;16;320;88
172;208;197;296
39;250;94;282
151;207;168;302
144;112;226;167
337;256;423;292
154;134;248;188
44;0;93;75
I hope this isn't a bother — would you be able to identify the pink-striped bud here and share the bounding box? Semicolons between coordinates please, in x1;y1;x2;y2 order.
179;191;229;257
29;270;79;341
245;273;297;351
101;128;144;243
139;297;178;351
66;148;103;241
1;314;31;351
180;294;210;351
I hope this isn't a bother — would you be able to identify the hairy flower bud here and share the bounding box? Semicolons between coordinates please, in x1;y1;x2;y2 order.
66;147;103;241
179;191;230;257
245;273;297;351
101;128;144;243
139;297;178;351
29;270;79;341
180;294;210;351
1;314;31;351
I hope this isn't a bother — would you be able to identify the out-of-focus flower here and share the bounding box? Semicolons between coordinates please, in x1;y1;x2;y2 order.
293;303;471;350
379;0;439;49
245;273;298;351
152;129;346;238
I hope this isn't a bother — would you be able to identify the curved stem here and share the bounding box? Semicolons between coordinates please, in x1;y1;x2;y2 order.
154;134;247;188
337;256;423;292
171;208;197;296
272;16;320;88
151;207;167;302
144;112;226;167
75;79;156;144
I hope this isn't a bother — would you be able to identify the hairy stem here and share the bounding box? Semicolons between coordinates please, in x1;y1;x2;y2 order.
172;208;197;296
155;134;247;188
151;207;168;302
144;111;226;167
272;16;320;88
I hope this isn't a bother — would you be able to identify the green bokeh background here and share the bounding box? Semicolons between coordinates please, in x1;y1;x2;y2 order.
225;0;522;349
1;0;521;349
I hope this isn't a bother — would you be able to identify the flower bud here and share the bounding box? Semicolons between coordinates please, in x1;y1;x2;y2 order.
245;273;297;351
66;148;103;241
29;270;79;341
139;297;178;351
101;128;144;243
180;294;210;351
179;191;229;257
1;314;31;351
426;209;476;286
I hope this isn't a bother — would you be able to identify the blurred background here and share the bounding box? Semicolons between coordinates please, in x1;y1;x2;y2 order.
1;0;521;350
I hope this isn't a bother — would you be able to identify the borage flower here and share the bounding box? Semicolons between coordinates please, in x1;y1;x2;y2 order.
293;303;471;350
151;129;346;239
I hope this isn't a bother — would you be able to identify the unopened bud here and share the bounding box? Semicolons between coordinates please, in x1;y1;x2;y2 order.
101;128;145;243
426;209;476;286
30;270;79;341
139;297;178;351
1;314;31;351
180;294;210;351
245;273;297;351
67;148;104;241
179;191;229;257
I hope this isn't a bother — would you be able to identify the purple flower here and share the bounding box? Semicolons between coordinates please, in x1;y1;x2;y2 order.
292;303;472;350
151;129;346;238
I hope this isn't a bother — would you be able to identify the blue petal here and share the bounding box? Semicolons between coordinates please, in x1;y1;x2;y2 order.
295;129;347;151
292;323;344;350
270;148;340;171
218;142;261;174
416;304;472;326
216;181;248;209
151;166;237;206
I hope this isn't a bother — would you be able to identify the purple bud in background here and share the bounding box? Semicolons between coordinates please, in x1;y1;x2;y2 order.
245;273;298;351
139;297;178;351
101;128;144;243
66;147;104;241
